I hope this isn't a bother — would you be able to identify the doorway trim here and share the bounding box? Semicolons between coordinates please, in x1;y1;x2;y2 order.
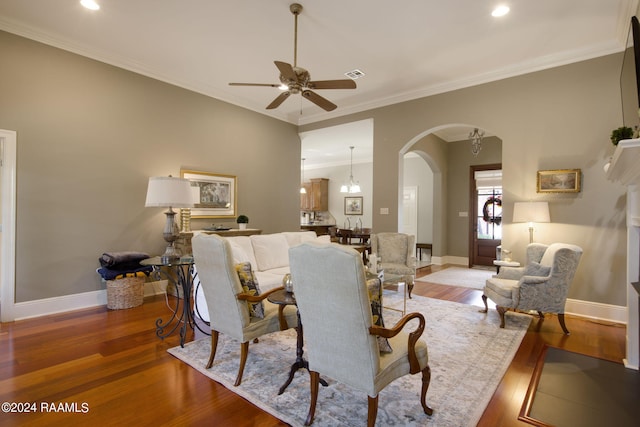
468;163;502;267
0;129;17;322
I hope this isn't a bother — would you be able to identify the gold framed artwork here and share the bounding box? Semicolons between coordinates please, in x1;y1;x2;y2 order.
536;169;581;193
344;196;363;215
180;169;237;218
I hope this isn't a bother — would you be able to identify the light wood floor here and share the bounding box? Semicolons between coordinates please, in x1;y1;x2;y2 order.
0;265;626;426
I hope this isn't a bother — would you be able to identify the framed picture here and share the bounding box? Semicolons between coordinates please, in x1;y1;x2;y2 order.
536;169;581;193
344;196;363;215
180;169;237;218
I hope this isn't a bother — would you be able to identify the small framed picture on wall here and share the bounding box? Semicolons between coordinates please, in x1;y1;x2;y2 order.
536;169;581;193
344;196;363;215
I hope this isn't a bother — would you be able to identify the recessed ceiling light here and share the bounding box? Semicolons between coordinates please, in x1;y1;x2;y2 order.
80;0;100;11
491;5;510;17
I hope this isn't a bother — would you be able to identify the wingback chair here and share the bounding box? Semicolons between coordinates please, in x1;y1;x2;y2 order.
481;243;583;334
370;232;417;298
192;233;298;386
289;242;433;426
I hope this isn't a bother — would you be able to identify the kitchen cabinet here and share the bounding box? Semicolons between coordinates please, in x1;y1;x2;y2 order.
300;178;328;211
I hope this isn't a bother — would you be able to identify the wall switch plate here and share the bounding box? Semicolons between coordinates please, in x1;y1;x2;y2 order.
380;207;389;215
459;211;468;217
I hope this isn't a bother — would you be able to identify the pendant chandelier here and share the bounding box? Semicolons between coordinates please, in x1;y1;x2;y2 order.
340;146;361;194
469;128;485;157
300;158;307;194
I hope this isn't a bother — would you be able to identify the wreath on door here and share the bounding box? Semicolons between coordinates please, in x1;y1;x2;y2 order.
482;196;502;225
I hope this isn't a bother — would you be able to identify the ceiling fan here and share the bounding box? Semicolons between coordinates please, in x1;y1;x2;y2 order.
229;3;356;112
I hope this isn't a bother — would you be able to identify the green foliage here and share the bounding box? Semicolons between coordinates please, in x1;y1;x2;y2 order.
236;215;249;223
610;126;634;146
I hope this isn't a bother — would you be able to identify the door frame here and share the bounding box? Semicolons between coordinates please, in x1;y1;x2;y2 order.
0;129;17;322
468;163;502;267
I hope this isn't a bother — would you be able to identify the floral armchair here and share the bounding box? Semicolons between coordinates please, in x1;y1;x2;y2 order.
481;243;583;334
370;232;417;297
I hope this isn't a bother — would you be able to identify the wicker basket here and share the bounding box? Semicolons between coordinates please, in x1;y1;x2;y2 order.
106;277;145;310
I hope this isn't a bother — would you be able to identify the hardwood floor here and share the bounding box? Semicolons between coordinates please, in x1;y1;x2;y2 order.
0;265;626;426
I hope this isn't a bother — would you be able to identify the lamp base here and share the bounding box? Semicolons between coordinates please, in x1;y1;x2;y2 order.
161;208;181;263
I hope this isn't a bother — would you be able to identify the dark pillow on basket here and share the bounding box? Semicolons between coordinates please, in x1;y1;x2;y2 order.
235;262;265;318
367;277;392;353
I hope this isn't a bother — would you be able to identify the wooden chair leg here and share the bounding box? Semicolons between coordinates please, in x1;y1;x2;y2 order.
206;330;219;369
558;313;570;335
420;365;434;416
304;371;320;426
367;395;379;427
234;341;249;386
480;294;488;313
496;306;507;328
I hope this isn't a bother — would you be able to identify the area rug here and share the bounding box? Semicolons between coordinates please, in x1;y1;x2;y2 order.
520;346;640;427
415;267;494;290
168;292;530;426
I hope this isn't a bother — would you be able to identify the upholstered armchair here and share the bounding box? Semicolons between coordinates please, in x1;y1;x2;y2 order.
481;243;583;334
192;233;298;386
289;242;433;427
370;232;417;298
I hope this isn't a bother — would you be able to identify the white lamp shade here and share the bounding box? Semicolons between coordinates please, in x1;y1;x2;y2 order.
512;202;550;223
145;176;193;208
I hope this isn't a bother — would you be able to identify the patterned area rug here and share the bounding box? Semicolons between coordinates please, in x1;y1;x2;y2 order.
168;292;530;427
415;267;495;290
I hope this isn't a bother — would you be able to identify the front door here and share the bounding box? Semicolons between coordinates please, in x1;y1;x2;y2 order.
469;165;502;267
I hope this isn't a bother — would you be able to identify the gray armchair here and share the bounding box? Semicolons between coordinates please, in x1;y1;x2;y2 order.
481;243;583;334
192;233;298;386
289;242;433;426
370;232;417;298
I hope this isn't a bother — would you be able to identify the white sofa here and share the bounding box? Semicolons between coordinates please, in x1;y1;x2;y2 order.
194;231;330;322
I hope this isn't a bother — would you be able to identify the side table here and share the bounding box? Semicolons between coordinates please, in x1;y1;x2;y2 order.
267;289;328;395
141;256;209;347
493;260;520;273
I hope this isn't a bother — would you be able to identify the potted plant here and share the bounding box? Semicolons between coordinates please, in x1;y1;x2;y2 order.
610;126;634;146
236;215;249;230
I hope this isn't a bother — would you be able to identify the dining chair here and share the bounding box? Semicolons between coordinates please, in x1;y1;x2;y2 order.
192;233;298;386
289;242;433;426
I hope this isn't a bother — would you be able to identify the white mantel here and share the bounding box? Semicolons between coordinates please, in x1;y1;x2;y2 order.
606;138;640;370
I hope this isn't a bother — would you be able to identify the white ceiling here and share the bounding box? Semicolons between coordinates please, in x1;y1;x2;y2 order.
0;0;637;165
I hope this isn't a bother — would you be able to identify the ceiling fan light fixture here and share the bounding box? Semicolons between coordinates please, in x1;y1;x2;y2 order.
228;3;356;112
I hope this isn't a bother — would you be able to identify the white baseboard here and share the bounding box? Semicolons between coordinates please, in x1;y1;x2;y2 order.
12;280;167;321
11;281;627;327
565;298;626;324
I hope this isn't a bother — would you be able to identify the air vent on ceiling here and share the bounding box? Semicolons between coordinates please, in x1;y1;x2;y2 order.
345;69;366;80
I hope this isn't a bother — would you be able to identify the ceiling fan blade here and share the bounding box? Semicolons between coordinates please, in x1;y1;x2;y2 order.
229;83;280;87
274;61;297;82
302;90;337;111
266;91;291;109
308;79;356;90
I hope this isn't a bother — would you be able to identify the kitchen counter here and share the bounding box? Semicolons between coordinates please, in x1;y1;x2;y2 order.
301;224;334;236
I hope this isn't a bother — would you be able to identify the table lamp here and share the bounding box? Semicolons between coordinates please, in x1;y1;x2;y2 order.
145;176;193;261
512;201;550;244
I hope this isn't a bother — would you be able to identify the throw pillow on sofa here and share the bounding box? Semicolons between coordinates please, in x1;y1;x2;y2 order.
250;233;290;271
235;262;265;318
367;277;392;353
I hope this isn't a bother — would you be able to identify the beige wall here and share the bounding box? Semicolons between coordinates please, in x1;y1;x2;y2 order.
0;31;300;302
301;53;628;307
0;29;630;309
